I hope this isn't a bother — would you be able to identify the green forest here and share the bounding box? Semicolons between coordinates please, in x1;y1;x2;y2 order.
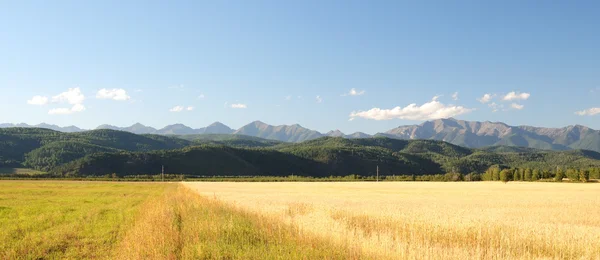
2;127;600;179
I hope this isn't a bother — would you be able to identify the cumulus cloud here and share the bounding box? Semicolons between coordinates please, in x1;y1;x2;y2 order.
349;96;474;121
46;88;86;115
52;88;85;105
316;95;323;103
342;88;365;96
510;103;524;110
187;106;194;111
502;91;530;101
27;96;48;105
96;88;131;101
231;103;247;109
575;107;600;116
48;104;86;115
477;94;494;103
169;106;184;112
452;92;459;101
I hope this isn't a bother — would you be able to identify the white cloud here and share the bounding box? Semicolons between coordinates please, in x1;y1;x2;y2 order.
510;103;524;110
198;94;205;99
502;91;530;101
169;106;184;112
186;106;194;111
285;95;292;101
48;104;86;115
575;107;600;116
96;88;131;101
349;96;474;121
477;94;494;103
452;92;459;101
231;103;247;109
316;95;323;103
71;103;85;112
44;88;86;115
52;87;85;105
342;88;365;96
27;95;48;105
297;96;303;99
134;89;143;92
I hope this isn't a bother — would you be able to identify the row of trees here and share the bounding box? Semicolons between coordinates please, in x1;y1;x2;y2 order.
484;166;600;183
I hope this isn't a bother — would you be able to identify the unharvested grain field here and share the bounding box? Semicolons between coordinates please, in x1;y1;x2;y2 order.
185;182;600;260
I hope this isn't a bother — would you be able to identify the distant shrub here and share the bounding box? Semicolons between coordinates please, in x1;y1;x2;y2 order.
554;169;565;182
500;169;513;183
579;170;590;183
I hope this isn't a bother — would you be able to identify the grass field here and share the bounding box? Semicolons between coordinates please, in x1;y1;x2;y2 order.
0;181;363;259
185;182;600;259
3;181;599;259
0;181;168;259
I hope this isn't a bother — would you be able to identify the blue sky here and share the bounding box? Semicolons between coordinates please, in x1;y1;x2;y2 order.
1;1;599;134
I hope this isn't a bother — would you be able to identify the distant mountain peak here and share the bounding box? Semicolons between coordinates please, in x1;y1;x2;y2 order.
202;122;234;134
383;118;600;152
208;121;226;126
326;130;345;137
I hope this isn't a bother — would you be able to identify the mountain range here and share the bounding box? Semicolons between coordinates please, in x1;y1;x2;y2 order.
2;127;600;177
2;118;600;152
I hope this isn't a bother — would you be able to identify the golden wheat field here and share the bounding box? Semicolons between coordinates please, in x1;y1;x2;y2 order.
185;182;600;260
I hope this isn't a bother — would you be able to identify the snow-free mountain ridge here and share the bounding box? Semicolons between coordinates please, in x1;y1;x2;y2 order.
2;118;600;152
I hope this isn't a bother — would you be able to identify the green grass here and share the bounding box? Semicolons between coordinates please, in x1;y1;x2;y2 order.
0;181;168;259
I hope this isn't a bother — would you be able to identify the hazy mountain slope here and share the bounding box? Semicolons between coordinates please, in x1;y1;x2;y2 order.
0;123;84;132
198;122;234;134
121;123;157;134
383;118;600;152
346;132;372;139
3;118;600;152
155;124;197;135
234;121;323;142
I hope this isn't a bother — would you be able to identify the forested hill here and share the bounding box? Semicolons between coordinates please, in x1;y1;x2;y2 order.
2;128;600;177
0;128;191;170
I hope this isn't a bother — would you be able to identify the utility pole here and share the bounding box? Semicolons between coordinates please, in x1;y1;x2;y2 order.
376;165;379;182
162;165;164;182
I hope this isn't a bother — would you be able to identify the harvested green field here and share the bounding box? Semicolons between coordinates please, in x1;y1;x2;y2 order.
0;181;168;259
